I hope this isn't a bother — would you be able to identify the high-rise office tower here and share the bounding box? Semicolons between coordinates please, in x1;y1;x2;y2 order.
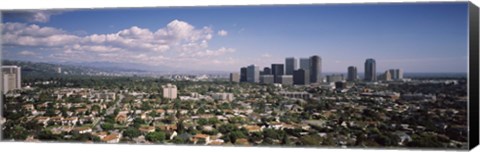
271;64;284;83
263;67;271;75
396;69;403;79
347;66;357;82
364;58;377;82
247;65;260;83
299;58;310;70
240;67;247;82
384;70;392;81
285;57;297;75
309;55;321;83
2;65;21;94
162;83;178;99
293;69;310;85
389;69;398;80
230;72;240;82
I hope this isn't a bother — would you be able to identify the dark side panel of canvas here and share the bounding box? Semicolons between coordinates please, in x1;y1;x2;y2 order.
469;1;479;150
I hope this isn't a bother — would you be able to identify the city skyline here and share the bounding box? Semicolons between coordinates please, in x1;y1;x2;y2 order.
2;2;469;73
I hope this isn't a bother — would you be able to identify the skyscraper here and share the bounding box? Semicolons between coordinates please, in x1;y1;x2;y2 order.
263;67;271;75
285;57;297;75
347;66;357;81
240;67;247;82
309;55;321;83
2;65;21;94
230;72;240;82
385;70;392;81
271;64;284;83
364;58;377;82
247;65;260;83
299;58;310;70
396;69;403;79
293;69;310;85
389;69;398;80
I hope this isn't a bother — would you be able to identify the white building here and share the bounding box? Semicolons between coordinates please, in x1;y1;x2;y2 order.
2;65;21;94
211;92;235;101
280;75;293;85
278;91;312;99
247;65;260;83
162;83;178;99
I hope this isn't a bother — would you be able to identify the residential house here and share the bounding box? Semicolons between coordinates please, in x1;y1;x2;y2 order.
102;133;121;143
73;126;92;134
192;134;210;145
139;126;156;133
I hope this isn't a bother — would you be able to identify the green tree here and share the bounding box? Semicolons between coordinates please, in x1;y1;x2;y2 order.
146;131;166;142
123;127;141;139
101;123;115;131
229;130;247;143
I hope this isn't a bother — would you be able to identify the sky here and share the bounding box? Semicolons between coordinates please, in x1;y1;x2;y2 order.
1;2;469;73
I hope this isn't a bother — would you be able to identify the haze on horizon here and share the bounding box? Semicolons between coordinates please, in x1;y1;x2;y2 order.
1;2;469;73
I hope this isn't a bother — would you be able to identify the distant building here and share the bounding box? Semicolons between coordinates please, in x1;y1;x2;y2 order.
347;66;357;81
211;93;235;101
389;69;403;80
299;58;310;71
285;57;297;75
364;58;376;82
280;75;293;85
293;69;310;85
260;75;274;84
162;83;178;99
247;65;260;83
229;72;240;82
57;67;62;74
397;69;403;79
95;92;117;101
271;64;284;83
326;74;344;83
2;65;21;94
335;81;347;90
240;67;247;82
309;55;321;83
262;67;271;75
379;70;392;81
360;91;400;100
389;69;398;80
278;91;312;100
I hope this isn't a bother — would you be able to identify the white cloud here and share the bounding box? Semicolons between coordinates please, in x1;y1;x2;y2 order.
30;11;52;23
192;47;235;57
217;30;228;36
69;44;124;53
2;22;80;46
261;53;272;58
18;50;36;56
3;20;236;70
5;11;63;23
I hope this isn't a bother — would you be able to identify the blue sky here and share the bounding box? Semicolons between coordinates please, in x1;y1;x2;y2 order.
1;2;469;73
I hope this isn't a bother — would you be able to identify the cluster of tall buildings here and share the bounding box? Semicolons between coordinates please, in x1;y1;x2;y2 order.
2;65;22;94
347;58;403;82
379;69;404;81
230;55;322;85
231;57;404;85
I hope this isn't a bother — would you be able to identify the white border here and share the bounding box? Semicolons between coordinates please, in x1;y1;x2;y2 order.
0;0;473;10
1;0;479;152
